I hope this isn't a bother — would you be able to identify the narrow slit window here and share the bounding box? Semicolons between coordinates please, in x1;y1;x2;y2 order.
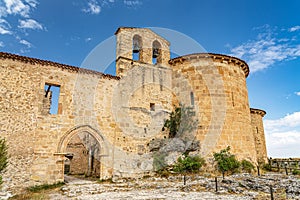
150;103;155;111
231;92;235;107
44;83;61;114
190;91;195;106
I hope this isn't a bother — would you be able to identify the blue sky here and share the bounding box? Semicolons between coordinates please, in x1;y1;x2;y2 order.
0;0;300;158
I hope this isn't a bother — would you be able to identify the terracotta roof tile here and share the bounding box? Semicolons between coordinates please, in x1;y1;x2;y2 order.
0;52;120;80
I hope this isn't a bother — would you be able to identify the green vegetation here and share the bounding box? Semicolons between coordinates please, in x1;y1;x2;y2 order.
9;192;49;200
240;159;255;173
213;146;240;179
163;105;198;138
292;169;300;175
173;154;205;173
10;182;64;200
27;182;65;192
262;163;272;171
0;138;8;185
153;152;167;171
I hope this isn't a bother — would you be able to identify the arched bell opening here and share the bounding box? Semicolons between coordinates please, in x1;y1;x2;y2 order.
152;40;162;64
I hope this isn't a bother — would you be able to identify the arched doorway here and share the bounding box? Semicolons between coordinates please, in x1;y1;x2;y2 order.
57;125;108;179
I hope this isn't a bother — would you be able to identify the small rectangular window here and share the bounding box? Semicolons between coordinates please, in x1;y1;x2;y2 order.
150;103;155;111
190;92;195;106
44;83;61;114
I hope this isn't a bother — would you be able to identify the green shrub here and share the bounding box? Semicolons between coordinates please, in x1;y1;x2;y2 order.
173;155;205;173
262;163;272;171
241;159;255;173
164;105;198;138
153;152;167;171
213;146;240;178
27;182;65;192
292;169;300;175
0;138;8;185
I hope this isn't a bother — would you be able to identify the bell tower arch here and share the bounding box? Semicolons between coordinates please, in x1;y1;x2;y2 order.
115;27;170;77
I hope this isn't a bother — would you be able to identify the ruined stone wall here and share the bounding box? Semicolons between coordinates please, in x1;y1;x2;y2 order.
0;54;119;192
250;108;268;163
169;54;257;163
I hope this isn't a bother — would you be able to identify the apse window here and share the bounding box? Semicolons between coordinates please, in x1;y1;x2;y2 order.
150;103;155;111
44;83;61;114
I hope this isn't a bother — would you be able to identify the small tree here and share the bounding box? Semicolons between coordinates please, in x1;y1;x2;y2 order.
213;146;240;179
0;138;8;185
173;154;205;173
173;154;205;185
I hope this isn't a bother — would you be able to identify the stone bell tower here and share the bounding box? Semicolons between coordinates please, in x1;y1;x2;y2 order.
115;27;170;77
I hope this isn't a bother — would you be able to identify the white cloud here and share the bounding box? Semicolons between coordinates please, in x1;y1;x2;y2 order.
18;19;43;30
289;25;300;32
0;0;43;41
264;111;300;131
0;41;4;47
295;91;300;96
83;0;101;14
0;26;12;34
24;0;38;8
123;0;142;7
229;25;300;73
85;37;92;42
81;0;142;14
19;39;31;48
264;111;300;157
0;18;12;34
3;0;31;17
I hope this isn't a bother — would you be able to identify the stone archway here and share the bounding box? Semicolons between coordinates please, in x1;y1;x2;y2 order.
57;125;108;179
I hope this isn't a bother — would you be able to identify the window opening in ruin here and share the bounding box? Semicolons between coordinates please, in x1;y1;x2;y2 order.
44;83;60;114
190;91;195;106
150;103;155;111
256;127;259;134
132;35;142;61
152;40;161;64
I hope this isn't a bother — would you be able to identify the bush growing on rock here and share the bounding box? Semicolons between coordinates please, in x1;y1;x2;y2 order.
213;146;240;179
163;104;198;138
0;138;8;185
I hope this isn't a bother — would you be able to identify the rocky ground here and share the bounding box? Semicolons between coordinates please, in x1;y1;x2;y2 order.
49;173;299;200
2;173;299;199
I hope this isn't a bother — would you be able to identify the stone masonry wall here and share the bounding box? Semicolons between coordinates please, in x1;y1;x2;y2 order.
250;108;268;163
0;27;268;194
169;54;257;163
0;55;119;193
